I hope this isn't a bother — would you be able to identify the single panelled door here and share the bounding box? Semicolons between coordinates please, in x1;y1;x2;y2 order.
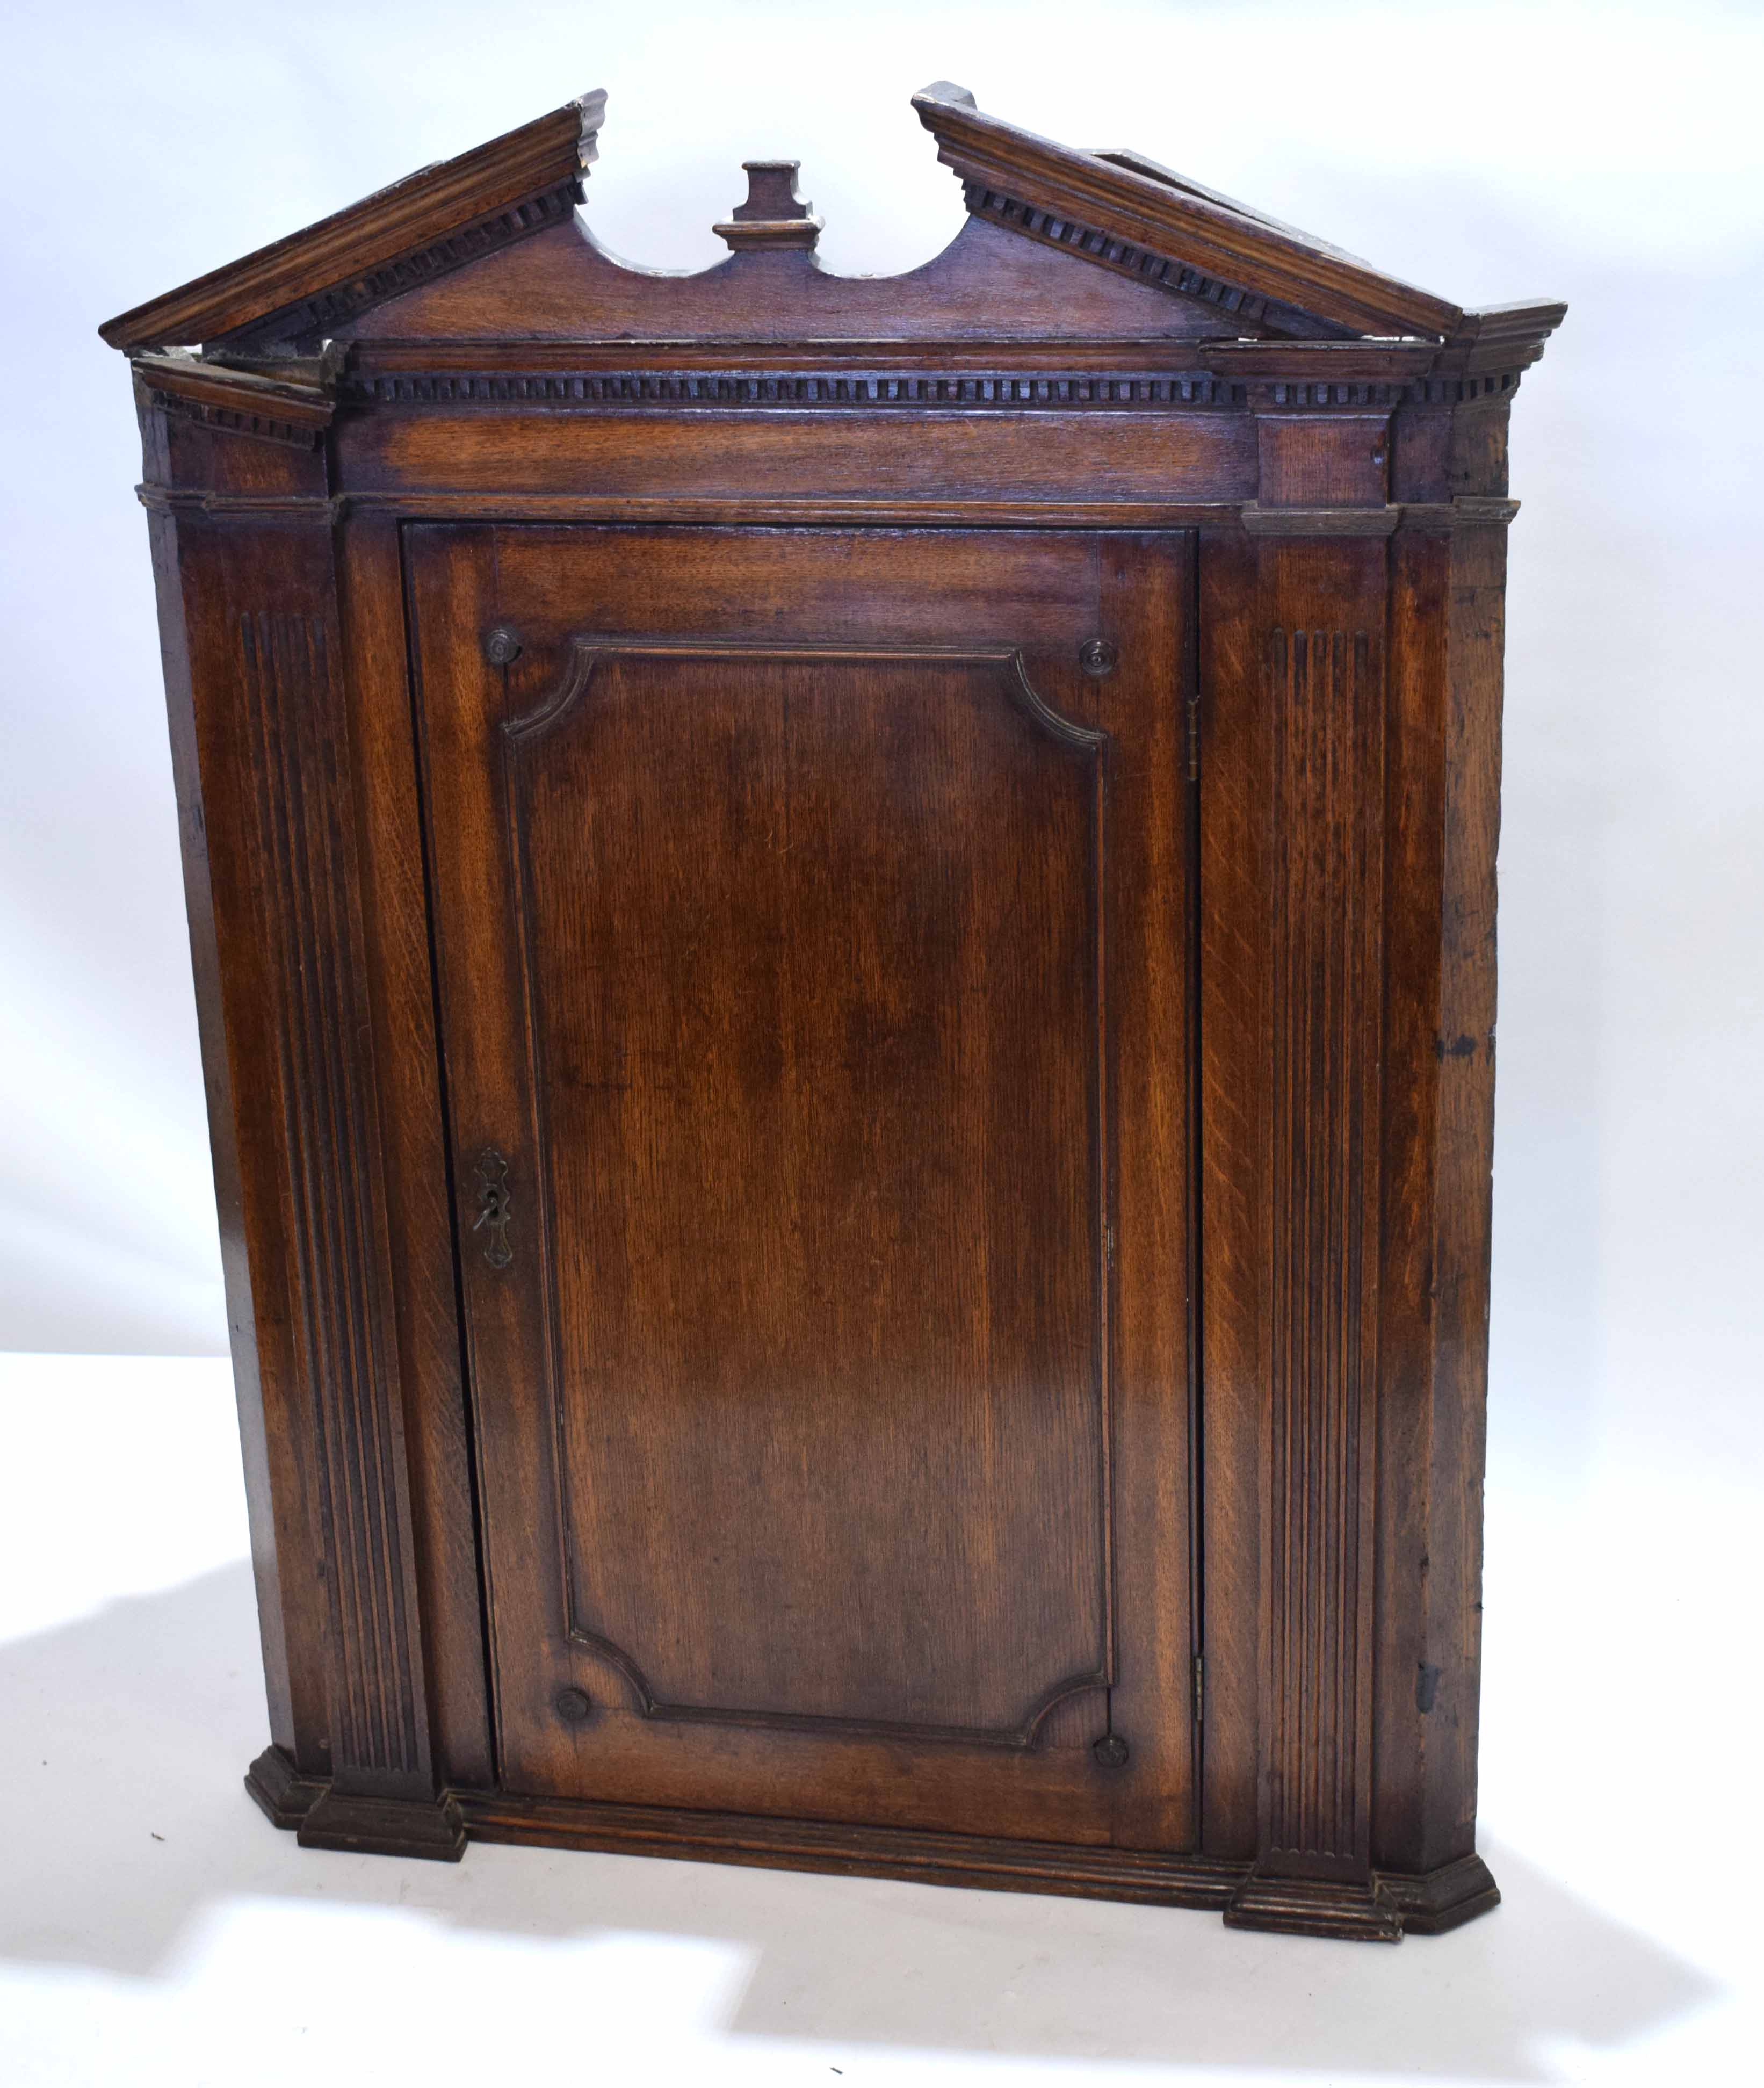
407;524;1197;1851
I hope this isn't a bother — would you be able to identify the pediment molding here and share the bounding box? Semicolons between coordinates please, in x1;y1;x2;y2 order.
99;94;604;353
101;82;1561;390
957;181;1356;341
912;81;1464;341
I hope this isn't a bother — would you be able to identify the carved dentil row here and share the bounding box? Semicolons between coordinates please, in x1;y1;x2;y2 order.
220;182;584;353
142;360;1531;443
339;369;1246;409
155;387;328;449
961;182;1350;341
331;368;1530;414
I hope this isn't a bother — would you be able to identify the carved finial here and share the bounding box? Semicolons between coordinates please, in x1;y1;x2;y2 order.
713;160;823;253
573;88;608;172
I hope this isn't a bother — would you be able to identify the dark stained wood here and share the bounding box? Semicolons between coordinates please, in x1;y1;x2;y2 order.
332;404;1259;506
1254;411;1391;508
105;77;1560;1936
1195;520;1268;1864
334;511;496;1791
1372;514;1510;1877
1248;541;1393;1933
132;355;335;444
713;160;824;252
150;506;306;1764
405;524;1194;1847
341;213;1270;346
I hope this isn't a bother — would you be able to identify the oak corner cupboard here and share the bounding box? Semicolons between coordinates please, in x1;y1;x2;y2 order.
101;80;1563;1942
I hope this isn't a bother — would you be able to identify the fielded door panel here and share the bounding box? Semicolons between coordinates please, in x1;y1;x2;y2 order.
407;525;1196;1851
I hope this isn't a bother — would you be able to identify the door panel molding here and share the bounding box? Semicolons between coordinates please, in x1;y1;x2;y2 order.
505;637;1109;753
500;636;1113;1744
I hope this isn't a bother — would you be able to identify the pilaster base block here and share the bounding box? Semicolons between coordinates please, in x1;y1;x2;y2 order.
1224;1870;1404;1942
1375;1852;1501;1934
244;1744;326;1829
295;1784;467;1862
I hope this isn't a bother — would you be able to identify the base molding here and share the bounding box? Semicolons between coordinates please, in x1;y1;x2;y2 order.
1225;1870;1404;1942
457;1787;1244;1908
296;1784;467;1862
247;1746;465;1861
242;1745;1496;1932
1223;1852;1501;1941
1377;1851;1502;1934
244;1744;327;1829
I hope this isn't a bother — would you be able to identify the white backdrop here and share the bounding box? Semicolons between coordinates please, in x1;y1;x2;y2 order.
10;3;1764;1451
3;0;1760;1516
4;4;1763;2080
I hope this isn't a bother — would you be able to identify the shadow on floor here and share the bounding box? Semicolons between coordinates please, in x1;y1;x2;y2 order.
0;1562;1720;2078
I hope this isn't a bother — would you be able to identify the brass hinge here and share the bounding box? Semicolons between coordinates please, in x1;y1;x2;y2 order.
1186;692;1201;781
1192;1652;1205;1724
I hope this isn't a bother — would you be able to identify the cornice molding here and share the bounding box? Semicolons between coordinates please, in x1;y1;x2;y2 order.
1196;339;1438;383
1241;497;1521;537
132;353;336;448
1196;330;1557;407
337;365;1244;409
1397;496;1522;531
1241;505;1402;538
99;93;604;352
1436;300;1567;379
343;339;1242;379
136;485;339;519
913;82;1464;341
134;486;1522;537
331;340;1546;414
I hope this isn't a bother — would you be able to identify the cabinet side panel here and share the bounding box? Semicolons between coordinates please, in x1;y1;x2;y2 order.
149;507;295;1755
1371;519;1504;1873
149;503;332;1769
1427;521;1505;1861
